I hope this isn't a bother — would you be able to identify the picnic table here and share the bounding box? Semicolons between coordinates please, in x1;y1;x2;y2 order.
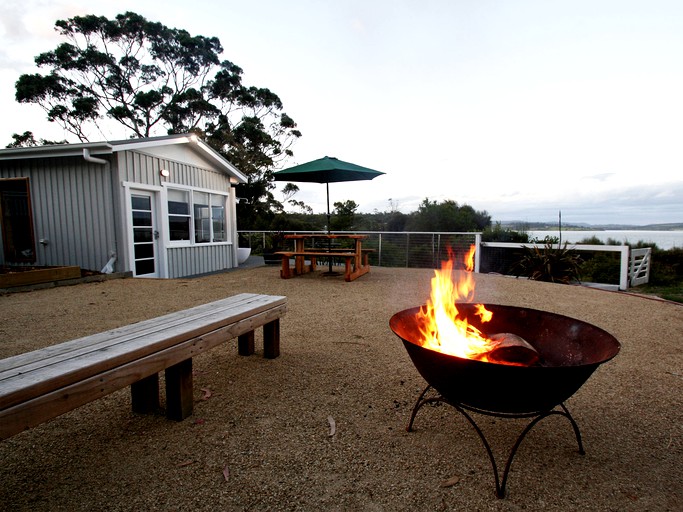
276;234;372;282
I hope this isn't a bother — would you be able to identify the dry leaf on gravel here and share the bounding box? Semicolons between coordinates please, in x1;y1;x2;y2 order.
440;475;461;488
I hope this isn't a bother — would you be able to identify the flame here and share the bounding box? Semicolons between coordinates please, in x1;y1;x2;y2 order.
416;245;498;362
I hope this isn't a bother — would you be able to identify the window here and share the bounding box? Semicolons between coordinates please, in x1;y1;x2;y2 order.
0;178;36;262
211;194;226;242
168;189;190;241
193;191;210;243
168;188;228;244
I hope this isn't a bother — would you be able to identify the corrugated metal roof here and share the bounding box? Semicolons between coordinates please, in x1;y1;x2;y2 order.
0;133;247;184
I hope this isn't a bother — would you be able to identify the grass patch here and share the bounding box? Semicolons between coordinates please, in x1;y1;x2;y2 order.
634;283;683;303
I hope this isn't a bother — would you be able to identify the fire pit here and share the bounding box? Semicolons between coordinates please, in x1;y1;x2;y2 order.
391;303;620;415
391;304;620;498
389;246;621;498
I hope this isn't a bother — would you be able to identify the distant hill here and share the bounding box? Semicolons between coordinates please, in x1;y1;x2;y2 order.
498;221;683;231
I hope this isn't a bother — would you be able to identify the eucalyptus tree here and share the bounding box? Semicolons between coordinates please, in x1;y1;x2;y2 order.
14;11;301;226
407;198;491;232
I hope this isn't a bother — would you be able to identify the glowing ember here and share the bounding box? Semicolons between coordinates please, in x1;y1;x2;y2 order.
416;246;538;366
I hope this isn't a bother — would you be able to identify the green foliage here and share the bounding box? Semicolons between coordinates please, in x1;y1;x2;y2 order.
649;247;683;286
626;246;682;301
406;198;491;232
579;252;621;284
514;242;582;284
331;200;358;231
482;223;530;243
638;283;683;303
530;234;560;244
479;225;529;274
577;235;604;245
16;12;223;140
13;11;301;228
5;131;67;148
355;210;407;232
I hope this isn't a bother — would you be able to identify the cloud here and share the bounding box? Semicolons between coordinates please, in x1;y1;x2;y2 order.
483;180;683;225
582;173;616;182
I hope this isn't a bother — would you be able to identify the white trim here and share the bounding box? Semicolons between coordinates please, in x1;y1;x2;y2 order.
0;142;113;160
122;181;163;192
110;134;247;183
122;183;167;278
163;183;232;248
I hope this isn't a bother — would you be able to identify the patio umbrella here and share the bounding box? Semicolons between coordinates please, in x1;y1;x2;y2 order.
273;156;385;232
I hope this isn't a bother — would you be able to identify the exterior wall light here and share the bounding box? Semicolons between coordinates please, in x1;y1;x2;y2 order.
160;169;170;177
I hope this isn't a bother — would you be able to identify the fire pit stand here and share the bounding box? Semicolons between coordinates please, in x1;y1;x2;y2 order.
407;384;585;499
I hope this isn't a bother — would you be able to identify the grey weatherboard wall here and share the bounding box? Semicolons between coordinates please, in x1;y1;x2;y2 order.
116;149;239;278
0;136;244;278
0;155;117;272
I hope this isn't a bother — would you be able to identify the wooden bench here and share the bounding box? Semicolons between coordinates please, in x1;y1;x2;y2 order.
276;250;371;282
0;293;287;440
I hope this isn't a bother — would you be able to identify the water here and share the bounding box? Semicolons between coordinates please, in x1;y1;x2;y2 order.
526;230;683;250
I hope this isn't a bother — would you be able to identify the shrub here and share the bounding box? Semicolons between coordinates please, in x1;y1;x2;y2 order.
579;252;621;284
513;242;582;284
649;247;683;285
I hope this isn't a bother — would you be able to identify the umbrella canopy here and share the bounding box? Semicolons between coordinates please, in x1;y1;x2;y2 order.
273;156;385;228
273;156;384;184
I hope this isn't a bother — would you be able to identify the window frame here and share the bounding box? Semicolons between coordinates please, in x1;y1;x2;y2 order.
165;185;230;247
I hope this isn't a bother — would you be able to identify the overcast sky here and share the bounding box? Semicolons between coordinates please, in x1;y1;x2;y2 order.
1;0;682;225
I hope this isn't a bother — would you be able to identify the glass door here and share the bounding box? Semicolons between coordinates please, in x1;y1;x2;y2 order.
130;191;159;277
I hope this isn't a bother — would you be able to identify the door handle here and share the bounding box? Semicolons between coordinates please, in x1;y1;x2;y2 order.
154;230;160;240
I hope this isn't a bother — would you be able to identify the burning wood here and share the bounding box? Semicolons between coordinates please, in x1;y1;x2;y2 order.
485;333;540;366
416;246;538;366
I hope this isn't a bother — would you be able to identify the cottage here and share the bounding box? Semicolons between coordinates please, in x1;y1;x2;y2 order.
0;134;247;278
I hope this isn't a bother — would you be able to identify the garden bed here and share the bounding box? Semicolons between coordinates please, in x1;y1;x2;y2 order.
0;266;82;288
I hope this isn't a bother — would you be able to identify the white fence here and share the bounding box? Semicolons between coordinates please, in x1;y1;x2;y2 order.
629;248;652;287
481;242;651;290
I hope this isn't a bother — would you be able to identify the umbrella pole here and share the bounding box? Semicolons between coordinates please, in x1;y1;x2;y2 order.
326;183;331;234
326;182;333;273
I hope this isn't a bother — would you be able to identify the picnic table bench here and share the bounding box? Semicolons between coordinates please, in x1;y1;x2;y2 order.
0;293;287;440
276;249;374;282
277;233;374;282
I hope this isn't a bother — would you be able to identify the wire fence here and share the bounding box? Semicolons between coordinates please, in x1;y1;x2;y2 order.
239;230;649;289
238;231;482;269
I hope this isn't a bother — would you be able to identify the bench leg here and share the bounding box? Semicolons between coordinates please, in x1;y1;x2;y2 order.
263;319;281;359
238;331;255;356
165;359;193;421
131;373;160;414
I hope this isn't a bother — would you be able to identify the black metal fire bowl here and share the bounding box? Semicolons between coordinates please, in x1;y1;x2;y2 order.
390;303;621;415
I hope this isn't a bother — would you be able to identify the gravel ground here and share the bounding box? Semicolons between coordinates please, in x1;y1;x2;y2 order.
0;263;681;511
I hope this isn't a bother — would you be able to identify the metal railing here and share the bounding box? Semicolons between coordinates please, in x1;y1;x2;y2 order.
238;230;482;270
238;231;650;289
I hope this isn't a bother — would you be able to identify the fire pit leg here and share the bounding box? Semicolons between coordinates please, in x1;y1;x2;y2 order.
406;385;447;432
406;386;586;499
494;403;585;498
559;402;585;455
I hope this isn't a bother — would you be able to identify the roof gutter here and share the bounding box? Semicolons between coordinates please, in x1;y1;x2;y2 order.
83;148;108;165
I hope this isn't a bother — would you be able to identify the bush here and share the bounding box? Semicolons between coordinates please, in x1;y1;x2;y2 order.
513;242;582;284
579;252;621;284
482;224;529;243
649;247;683;285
